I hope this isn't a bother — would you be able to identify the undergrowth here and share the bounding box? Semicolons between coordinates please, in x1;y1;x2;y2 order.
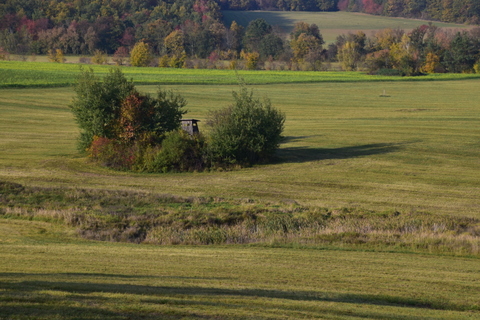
1;181;479;255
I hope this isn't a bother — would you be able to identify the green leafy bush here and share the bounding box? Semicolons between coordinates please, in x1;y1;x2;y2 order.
206;87;285;166
70;68;136;151
144;130;206;173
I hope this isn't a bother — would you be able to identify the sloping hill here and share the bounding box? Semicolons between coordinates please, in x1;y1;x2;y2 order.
222;11;473;43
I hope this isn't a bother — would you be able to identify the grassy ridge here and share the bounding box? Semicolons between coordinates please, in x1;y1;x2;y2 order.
222;11;474;43
2;60;480;88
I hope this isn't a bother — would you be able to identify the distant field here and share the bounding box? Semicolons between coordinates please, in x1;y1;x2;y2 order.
1;60;480;88
222;11;474;43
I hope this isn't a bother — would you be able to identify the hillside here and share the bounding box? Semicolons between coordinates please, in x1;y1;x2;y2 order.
222;10;473;43
218;0;480;25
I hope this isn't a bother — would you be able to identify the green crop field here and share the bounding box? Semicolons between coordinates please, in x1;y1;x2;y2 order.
222;11;474;44
1;63;480;319
2;61;480;88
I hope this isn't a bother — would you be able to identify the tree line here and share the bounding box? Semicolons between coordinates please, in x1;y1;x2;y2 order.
0;0;222;56
338;0;480;24
334;24;480;75
1;0;479;59
118;21;480;75
1;1;480;74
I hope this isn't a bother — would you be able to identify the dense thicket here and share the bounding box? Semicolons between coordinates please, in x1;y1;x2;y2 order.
71;69;285;171
70;68;190;171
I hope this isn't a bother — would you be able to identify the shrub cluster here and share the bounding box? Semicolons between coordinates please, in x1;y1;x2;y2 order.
71;69;285;172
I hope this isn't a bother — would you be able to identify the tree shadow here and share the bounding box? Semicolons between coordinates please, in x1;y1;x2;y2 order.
0;275;465;320
281;135;323;143
0;272;229;281
276;140;405;164
222;11;298;34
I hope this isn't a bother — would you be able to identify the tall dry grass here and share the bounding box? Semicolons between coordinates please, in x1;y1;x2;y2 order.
2;181;479;255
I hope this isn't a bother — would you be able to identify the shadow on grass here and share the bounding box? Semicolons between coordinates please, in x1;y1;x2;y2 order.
0;272;229;281
277;141;404;163
0;306;128;320
0;274;471;320
222;11;298;33
281;135;323;143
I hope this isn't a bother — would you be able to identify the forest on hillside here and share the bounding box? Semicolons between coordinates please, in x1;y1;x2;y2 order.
0;0;479;75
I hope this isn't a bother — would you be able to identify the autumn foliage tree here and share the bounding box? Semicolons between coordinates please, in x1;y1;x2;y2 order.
422;52;442;73
290;22;324;63
163;30;187;68
130;41;152;67
47;48;65;63
338;41;362;71
70;68;186;157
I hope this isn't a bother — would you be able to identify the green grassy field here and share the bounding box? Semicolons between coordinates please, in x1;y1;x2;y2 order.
2;60;480;88
222;11;474;43
1;65;480;318
1;75;479;216
1;219;479;319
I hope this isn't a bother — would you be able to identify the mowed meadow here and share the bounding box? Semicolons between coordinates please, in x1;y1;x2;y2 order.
1;62;479;216
222;11;474;43
1;218;479;320
1;61;480;319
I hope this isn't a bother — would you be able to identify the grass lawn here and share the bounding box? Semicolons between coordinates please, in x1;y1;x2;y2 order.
1;60;480;319
1;78;479;217
222;11;475;44
2;60;480;88
0;219;479;319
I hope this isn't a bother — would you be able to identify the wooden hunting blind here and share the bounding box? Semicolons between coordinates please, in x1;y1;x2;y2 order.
181;119;200;135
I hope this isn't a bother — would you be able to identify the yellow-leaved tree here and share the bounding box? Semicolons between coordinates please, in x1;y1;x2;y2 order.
422;52;442;73
338;41;361;71
163;30;186;68
47;49;65;63
130;42;152;67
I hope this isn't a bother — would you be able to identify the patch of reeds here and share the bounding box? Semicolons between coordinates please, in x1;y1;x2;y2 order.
1;181;479;255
